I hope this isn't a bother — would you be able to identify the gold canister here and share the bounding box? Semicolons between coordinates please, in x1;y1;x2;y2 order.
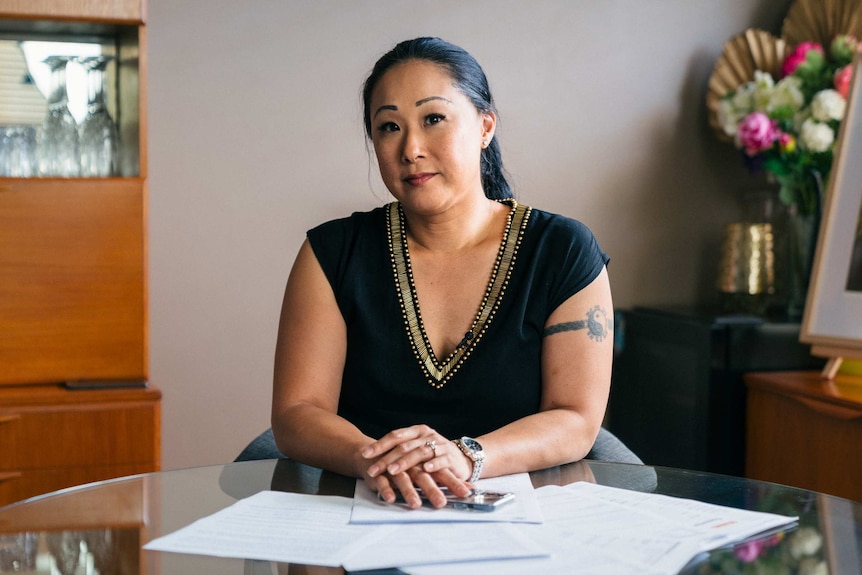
717;223;778;316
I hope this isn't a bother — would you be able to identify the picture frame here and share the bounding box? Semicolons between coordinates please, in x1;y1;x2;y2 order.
800;52;862;377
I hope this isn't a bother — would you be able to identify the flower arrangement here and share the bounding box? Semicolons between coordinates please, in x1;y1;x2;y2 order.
707;0;862;318
698;526;827;575
697;484;828;575
715;34;857;216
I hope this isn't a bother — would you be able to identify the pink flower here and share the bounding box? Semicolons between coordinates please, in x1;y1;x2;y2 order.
737;112;778;155
835;64;853;99
733;533;784;563
783;41;825;77
734;540;764;563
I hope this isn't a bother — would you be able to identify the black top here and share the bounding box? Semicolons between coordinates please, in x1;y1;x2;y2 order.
307;201;609;440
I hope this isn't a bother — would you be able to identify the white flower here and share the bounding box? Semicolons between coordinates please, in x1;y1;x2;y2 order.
799;119;834;152
798;558;828;575
731;82;756;113
718;99;746;137
753;71;776;111
811;89;846;121
719;81;760;138
789;527;823;559
768;76;805;113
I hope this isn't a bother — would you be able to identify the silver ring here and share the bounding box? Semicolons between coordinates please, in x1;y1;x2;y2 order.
425;440;437;455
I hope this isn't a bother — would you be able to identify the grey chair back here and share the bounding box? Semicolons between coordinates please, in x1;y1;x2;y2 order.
235;427;642;464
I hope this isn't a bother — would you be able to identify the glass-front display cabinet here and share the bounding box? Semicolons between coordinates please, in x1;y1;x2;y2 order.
0;1;147;385
0;1;159;507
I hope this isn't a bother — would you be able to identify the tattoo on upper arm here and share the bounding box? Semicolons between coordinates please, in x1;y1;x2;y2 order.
543;305;612;342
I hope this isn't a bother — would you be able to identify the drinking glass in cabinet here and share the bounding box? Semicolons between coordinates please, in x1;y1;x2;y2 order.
83;529;119;575
78;55;118;177
38;56;80;177
0;125;37;177
45;531;84;575
0;532;38;572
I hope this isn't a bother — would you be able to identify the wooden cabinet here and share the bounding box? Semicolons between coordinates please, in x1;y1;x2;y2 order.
745;371;862;502
0;1;157;505
0;6;147;384
0;179;145;383
608;307;823;477
0;383;160;506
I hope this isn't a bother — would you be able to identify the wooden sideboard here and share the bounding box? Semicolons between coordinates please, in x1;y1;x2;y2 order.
0;384;160;507
745;371;862;502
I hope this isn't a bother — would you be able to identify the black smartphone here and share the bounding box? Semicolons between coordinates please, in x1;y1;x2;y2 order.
390;487;515;511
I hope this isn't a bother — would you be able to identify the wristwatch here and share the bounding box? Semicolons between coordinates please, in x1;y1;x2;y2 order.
454;437;484;483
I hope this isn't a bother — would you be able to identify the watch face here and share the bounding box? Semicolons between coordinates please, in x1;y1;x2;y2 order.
461;437;482;453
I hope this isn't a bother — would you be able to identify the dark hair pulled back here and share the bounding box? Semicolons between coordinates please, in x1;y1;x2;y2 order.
362;37;512;200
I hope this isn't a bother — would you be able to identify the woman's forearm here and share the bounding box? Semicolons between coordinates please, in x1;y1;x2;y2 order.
475;408;599;479
272;403;374;478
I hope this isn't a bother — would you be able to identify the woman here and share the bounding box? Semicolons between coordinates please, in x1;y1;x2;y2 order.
271;37;613;509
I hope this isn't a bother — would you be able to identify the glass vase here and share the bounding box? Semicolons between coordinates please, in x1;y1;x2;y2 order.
784;205;818;320
780;171;823;321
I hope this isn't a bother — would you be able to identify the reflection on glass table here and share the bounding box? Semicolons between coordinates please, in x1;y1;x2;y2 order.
0;528;137;575
0;459;859;574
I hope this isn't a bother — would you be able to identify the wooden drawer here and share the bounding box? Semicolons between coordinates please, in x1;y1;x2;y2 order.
0;463;154;508
0;402;158;470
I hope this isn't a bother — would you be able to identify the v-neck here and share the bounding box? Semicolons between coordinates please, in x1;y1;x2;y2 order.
386;199;531;389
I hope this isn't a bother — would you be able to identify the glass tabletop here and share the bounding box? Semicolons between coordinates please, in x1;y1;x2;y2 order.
0;459;859;574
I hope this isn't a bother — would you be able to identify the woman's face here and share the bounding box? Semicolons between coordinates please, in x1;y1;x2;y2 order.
369;59;495;215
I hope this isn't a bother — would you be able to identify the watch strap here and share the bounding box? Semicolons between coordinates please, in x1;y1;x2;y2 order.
454;438;484;483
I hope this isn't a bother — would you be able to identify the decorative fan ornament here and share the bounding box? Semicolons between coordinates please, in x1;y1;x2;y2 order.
782;0;862;49
706;29;788;141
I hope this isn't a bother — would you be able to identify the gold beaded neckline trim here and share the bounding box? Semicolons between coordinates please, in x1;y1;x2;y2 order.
386;199;531;389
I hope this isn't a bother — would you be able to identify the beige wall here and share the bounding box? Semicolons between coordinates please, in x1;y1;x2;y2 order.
148;0;794;469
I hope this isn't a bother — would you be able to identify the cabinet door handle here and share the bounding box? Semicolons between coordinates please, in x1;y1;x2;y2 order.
0;472;22;484
0;414;21;425
793;397;862;421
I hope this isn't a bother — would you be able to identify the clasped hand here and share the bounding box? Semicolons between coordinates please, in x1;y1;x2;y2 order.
361;424;473;509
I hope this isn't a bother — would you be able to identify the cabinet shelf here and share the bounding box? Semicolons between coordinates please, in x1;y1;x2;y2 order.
0;23;144;177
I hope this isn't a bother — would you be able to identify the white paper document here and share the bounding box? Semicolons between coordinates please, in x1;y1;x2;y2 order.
410;481;798;575
144;479;796;574
143;492;360;567
143;489;548;570
342;522;548;571
350;472;544;524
